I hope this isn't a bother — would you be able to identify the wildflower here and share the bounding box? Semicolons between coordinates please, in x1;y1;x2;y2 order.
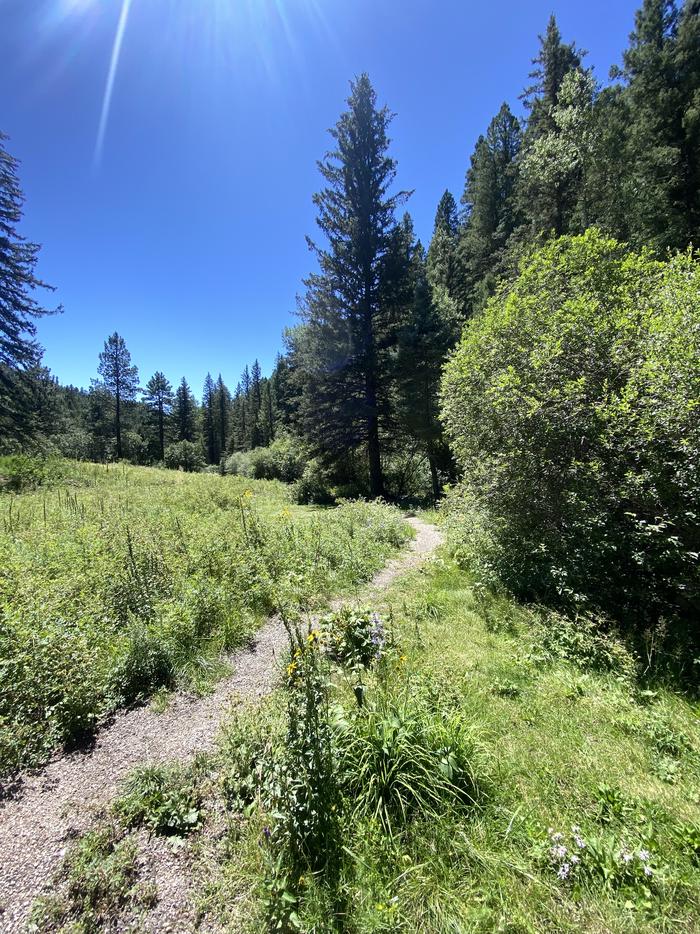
557;863;571;880
574;834;586;849
643;865;653;877
550;845;568;860
263;826;271;841
570;855;580;865
637;849;650;863
620;850;633;864
287;661;297;677
307;630;319;643
551;831;564;843
571;824;581;833
399;654;407;664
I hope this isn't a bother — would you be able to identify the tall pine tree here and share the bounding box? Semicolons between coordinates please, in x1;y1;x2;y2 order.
94;333;139;460
295;74;409;496
143;371;173;461
0;132;60;443
174;377;197;442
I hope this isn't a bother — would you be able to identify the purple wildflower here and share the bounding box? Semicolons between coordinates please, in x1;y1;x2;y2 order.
637;849;650;863
550;845;568;860
557;863;571;880
643;865;653;877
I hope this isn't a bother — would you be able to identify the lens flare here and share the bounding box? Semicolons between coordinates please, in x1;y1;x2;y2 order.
94;0;133;168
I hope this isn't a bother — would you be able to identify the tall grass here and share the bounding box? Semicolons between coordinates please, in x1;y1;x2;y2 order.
0;461;410;778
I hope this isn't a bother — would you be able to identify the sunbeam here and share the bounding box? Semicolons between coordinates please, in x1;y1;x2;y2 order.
94;0;133;168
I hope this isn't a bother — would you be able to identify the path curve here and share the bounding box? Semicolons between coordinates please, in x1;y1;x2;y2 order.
0;517;442;932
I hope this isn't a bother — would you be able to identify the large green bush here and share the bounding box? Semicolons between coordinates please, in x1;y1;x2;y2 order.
441;230;700;648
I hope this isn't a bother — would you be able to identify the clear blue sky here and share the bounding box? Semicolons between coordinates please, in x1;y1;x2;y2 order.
2;0;640;396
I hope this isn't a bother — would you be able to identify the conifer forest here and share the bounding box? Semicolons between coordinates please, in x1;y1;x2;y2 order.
1;2;700;932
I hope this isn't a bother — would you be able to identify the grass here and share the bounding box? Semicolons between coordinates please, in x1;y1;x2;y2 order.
0;459;411;778
192;553;700;932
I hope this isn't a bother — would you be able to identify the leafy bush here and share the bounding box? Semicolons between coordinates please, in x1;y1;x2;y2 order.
108;625;174;705
294;458;335;505
321;607;387;672
163;440;204;472
441;230;700;652
224;436;306;483
114;763;202;836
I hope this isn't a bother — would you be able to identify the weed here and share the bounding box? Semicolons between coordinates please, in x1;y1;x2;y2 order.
114;762;203;836
29;825;153;932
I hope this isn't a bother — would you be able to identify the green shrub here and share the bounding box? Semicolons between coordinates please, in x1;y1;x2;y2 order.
224;436;306;483
163;440;204;472
108;625;174;705
442;230;700;652
294;458;335;505
114;763;202;835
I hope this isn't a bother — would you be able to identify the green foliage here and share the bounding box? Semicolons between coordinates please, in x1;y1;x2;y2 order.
293;458;335;505
334;698;487;837
442;230;700;659
29;825;153;932
114;763;202;836
224;435;306;483
321;606;387;672
0;462;410;777
163;438;204;471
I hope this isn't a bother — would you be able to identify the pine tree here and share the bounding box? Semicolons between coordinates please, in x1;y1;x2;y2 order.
518;68;596;237
426;190;463;330
296;74;410;496
522;15;584;139
249;360;262;448
94;333;139;459
615;0;699;250
676;0;700;241
458;103;522;312
201;373;218;464
143;371;173;461
396;246;453;501
0;132;60;441
517;16;585;237
174;377;197;442
214;374;231;455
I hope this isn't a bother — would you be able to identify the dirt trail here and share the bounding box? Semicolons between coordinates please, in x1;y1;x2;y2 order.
0;517;442;933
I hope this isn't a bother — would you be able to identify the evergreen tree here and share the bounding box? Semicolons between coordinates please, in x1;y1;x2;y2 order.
458;103;522;313
676;0;700;241
249;359;262;447
396;246;453;501
295;74;410;496
174;377;197;442
517;16;585;237
616;0;696;250
426;190;463;330
143;371;173;461
518;68;597;237
94;333;139;459
0;132;60;442
214;374;231;455
260;379;274;446
522;15;584;138
201;373;219;464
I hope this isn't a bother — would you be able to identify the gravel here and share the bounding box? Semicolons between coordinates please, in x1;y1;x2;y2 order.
0;517;442;933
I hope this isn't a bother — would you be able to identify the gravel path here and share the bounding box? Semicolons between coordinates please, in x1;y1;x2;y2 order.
0;517;442;933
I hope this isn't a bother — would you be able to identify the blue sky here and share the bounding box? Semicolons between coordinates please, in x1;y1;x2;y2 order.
2;0;640;396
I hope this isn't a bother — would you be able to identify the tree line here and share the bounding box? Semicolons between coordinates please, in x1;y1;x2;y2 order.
1;0;699;502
